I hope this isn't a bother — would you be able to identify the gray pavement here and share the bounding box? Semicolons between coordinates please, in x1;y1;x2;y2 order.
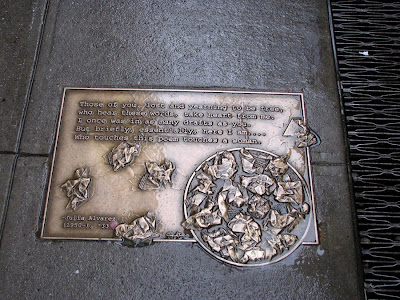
0;155;15;236
0;1;364;299
0;0;47;152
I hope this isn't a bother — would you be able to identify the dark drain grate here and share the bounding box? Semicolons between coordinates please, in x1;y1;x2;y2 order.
330;1;400;299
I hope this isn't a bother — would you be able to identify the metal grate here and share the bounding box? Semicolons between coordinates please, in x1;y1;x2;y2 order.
330;1;400;299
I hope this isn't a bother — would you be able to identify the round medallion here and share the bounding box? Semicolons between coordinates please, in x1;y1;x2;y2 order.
183;148;312;267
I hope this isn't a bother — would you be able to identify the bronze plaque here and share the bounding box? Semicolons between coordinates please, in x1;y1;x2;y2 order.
42;88;319;266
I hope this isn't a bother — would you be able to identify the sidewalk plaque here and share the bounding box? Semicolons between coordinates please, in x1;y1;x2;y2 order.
42;88;320;266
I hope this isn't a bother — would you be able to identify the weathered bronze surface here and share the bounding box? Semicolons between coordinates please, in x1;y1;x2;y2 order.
41;88;319;265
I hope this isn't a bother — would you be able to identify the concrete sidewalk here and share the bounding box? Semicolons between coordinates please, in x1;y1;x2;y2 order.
0;1;363;299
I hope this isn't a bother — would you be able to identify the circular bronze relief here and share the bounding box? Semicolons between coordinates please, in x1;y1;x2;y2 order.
183;148;312;267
